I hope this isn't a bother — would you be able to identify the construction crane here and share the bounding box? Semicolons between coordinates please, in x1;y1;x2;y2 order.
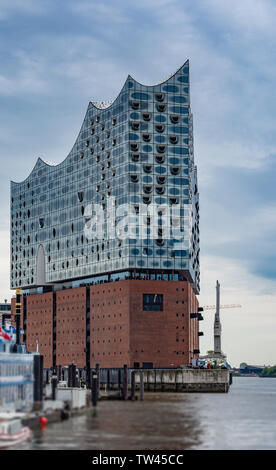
202;304;242;310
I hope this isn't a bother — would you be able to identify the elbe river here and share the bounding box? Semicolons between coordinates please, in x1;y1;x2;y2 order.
16;377;276;450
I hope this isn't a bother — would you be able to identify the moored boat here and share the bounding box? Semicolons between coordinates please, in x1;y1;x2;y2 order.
0;418;31;449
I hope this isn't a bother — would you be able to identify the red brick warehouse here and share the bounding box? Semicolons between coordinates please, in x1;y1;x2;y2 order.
12;279;202;369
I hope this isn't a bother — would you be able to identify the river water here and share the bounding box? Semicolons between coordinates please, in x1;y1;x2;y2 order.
18;377;276;450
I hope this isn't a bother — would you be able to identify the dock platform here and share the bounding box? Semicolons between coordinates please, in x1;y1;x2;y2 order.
100;368;231;394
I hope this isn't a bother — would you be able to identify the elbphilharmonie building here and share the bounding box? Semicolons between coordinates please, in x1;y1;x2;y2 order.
11;61;202;370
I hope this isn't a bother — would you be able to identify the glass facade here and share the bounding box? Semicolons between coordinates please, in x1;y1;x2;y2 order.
10;60;200;293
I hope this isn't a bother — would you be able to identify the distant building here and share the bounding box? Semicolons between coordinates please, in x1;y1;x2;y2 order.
0;300;11;327
11;61;202;370
240;364;265;375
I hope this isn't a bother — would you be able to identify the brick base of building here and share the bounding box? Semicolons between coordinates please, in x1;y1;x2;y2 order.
11;280;200;369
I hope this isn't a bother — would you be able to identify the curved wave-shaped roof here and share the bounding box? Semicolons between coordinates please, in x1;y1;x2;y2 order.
11;60;189;185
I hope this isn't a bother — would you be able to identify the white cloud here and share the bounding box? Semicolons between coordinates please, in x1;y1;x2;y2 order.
0;0;48;19
0;229;12;302
71;1;132;24
200;0;276;35
0;51;49;96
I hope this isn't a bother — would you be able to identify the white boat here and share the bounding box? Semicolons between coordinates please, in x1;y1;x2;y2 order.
0;418;31;449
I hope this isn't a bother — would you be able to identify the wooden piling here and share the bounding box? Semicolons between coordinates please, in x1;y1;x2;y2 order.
95;363;100;398
139;370;144;401
118;369;121;395
107;368;110;391
57;364;62;382
51;374;57;400
123;364;128;400
131;370;136;401
33;354;43;408
91;370;98;407
68;363;74;387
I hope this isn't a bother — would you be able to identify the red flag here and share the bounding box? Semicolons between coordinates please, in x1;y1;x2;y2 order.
0;327;12;341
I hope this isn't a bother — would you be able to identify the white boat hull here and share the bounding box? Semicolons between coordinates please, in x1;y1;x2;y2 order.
0;426;31;448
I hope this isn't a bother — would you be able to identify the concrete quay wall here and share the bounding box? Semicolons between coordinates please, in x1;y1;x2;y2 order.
134;369;231;393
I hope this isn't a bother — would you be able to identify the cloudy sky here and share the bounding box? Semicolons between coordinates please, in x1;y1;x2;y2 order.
0;0;275;366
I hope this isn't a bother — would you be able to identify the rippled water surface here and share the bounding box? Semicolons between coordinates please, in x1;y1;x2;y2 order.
16;377;276;450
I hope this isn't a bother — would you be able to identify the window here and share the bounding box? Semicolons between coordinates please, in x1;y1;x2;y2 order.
130;174;139;183
77;190;84;202
156;186;165;195
143;294;163;311
132;101;139;110
143;196;151;205
155;93;164;102
170;136;178;144
132;122;139;130
157;145;166;153
157;176;166;184
143;113;151;121
155;124;164;133
170;167;180;175
170;115;179;123
143;185;152;194
143;164;152;173
157;104;166;112
169;197;179;205
155;155;164;164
